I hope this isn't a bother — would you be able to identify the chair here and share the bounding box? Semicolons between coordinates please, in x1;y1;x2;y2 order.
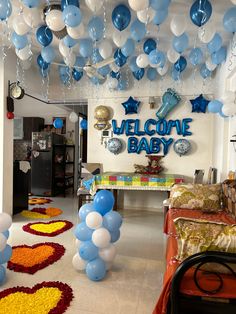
77;163;102;210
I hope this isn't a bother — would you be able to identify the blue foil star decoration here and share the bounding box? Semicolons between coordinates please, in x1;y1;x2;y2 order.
190;94;210;113
122;96;140;115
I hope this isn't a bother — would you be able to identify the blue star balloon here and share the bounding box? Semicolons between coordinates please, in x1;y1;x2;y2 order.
122;96;140;115
190;94;209;113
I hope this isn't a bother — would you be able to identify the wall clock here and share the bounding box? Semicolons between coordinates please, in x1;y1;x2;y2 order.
10;82;25;100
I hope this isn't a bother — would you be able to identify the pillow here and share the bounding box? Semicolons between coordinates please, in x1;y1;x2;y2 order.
170;184;222;213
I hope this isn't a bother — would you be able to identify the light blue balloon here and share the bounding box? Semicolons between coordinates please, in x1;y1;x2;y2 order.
2;230;9;239
130;19;146;42
110;229;120;243
74;222;93;241
79;203;94;221
62;5;82;27
0;265;6;285
41;46;55;63
79;241;99;261
219;108;228;118
86;258;106;281
11;32;28;50
153;8;168;25
22;0;40;8
0;0;12;21
200;63;212;79
98;65;110;77
172;33;189;54
149;50;165;67
208;100;223;113
211;47;227;65
59;65;70;84
103;211;122;233
88;16;104;41
75;56;86;68
90;76;105;85
171;67;180;81
92;48;103;64
121;38;135;57
79;38;93;58
147;67;158;81
189;48;203;66
223;7;236;33
117;78;128;91
150;0;170;10
63;35;78;48
0;245;12;264
207;33;222;54
128;56;139;72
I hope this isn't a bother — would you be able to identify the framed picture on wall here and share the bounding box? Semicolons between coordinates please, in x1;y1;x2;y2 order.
52;117;66;134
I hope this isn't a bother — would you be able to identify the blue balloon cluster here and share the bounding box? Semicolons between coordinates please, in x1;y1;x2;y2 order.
0;213;12;285
74;190;123;281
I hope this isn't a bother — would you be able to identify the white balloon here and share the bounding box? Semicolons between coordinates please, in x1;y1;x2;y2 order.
64;53;76;67
0;213;12;232
67;23;85;39
0;234;7;252
69;111;78;123
128;0;149;12
205;57;217;71
170;16;187;37
23;7;43;28
20;59;32;70
92;228;111;248
113;30;129;48
15;46;32;61
99;244;117;262
198;27;215;44
86;212;103;229
136;53;149;68
231;0;236;4
99;40;113;59
222;105;236;117
107;77;118;90
75;238;81;248
167;48;179;63
72;253;87;271
137;7;155;23
59;40;71;57
85;0;103;13
13;15;31;36
158;62;169;76
46;10;65;32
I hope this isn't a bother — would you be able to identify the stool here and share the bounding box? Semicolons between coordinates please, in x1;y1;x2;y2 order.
78;191;93;210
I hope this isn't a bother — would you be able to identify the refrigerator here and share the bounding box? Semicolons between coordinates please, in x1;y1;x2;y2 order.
31;132;64;196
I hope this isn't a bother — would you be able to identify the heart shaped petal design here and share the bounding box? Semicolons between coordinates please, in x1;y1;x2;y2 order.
0;281;73;314
8;243;65;274
29;198;53;205
22;220;73;237
21;208;63;220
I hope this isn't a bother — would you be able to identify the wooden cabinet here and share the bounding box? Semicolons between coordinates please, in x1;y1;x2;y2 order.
23;117;44;140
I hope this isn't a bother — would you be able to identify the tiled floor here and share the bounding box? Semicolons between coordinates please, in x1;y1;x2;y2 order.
6;197;165;314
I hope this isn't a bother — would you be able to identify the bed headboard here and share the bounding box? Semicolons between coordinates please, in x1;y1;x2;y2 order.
222;180;236;220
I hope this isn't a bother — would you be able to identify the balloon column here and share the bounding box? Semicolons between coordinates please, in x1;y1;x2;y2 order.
73;190;123;281
0;213;12;285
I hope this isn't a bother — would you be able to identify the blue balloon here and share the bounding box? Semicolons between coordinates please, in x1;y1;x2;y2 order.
171;67;180;81
103;211;122;233
112;4;131;31
62;5;82;27
211;46;227;65
79;241;98;261
86;258;106;281
128;56;139;72
80;119;87;130
72;68;83;81
37;54;49;70
0;265;6;285
63;35;78;48
121;38;135;57
153;8;168;25
133;68;145;81
150;0;170;10
0;0;12;21
88;16;104;41
143;38;157;55
36;26;53;47
114;49;127;67
41;46;55;63
74;222;93;241
110;229;120;243
190;0;212;27
147;68;158;81
208;100;223;113
174;56;187;72
22;0;40;8
79;203;94;221
0;245;12;264
130;19;146;42
207;33;222;54
223;7;236;33
75;56;86;68
98;65;110;77
11;32;28;50
93;190;115;216
92;48;103;64
110;71;120;79
189;48;203;66
79;38;93;58
149;50;165;67
61;0;79;11
200;64;212;79
53;118;64;129
2;230;9;239
172;33;189;54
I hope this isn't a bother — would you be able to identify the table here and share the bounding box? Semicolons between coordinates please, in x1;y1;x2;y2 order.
91;172;184;210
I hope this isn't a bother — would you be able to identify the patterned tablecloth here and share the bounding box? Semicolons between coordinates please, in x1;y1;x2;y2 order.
90;172;184;194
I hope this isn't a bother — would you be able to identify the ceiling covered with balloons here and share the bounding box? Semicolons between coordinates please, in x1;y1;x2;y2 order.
1;0;236;91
